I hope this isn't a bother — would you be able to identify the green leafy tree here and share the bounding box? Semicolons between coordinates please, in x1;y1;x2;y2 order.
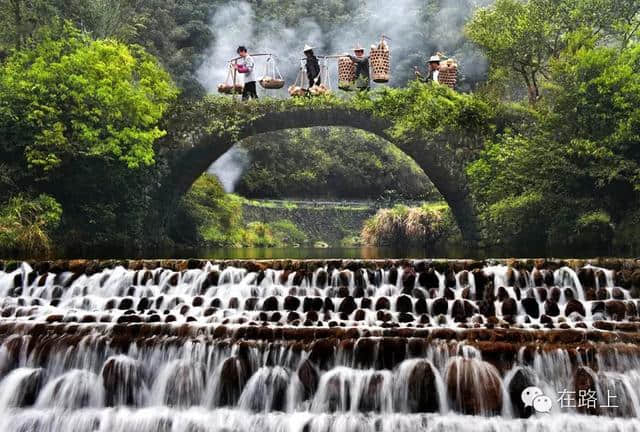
0;23;178;174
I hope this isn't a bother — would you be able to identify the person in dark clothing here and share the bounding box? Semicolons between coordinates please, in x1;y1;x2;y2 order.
348;44;370;90
304;45;321;88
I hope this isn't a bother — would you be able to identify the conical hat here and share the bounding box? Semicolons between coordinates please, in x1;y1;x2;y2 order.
429;55;441;63
303;44;314;52
353;43;365;51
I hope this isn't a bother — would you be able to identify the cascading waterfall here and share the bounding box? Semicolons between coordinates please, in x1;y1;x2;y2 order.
1;259;640;431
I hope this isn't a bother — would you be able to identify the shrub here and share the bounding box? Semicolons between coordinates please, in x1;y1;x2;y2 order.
0;194;62;257
362;203;450;246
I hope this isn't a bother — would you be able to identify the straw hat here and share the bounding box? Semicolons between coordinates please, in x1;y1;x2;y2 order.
428;55;441;63
353;43;365;52
303;44;314;52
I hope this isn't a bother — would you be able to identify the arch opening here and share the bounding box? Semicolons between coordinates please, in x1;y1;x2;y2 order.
164;108;480;244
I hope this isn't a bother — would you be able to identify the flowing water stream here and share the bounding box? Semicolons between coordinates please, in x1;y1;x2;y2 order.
1;260;639;431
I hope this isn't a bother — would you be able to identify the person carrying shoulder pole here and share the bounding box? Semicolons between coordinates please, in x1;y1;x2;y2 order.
348;43;370;91
304;45;321;88
234;46;258;100
415;54;441;83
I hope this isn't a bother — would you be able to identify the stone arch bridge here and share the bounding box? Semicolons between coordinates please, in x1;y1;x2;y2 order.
160;100;485;245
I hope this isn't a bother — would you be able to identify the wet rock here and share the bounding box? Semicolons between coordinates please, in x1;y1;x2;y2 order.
446;358;502;415
549;287;562;303
419;270;440;289
354;338;376;368
218;357;247;406
591;301;605;315
284;296;301;311
263;297;279;311
315;270;328;288
102;356;146;406
605;300;626;320
303;297;323;312
611;287;625;300
118;298;134;310
402;268;417;291
508;367;536;418
626;301;638;317
564;288;575;301
375;297;391;311
497;287;510;302
358;372;386;412
360;298;372;310
575;366;599;415
451;300;467;323
596;288;610;300
521;298;539;319
431;297;448;316
396;295;413;314
565;300;586;317
297;359;318;400
544;300;560;317
472;269;489;300
354;309;366;321
388;267;398;286
324;298;335;312
415;298;428;315
244;297;258;311
309;339;337;369
398;312;415;323
578;268;596;290
536;288;548;302
478;300;496;318
338;297;357;315
501;298;517;316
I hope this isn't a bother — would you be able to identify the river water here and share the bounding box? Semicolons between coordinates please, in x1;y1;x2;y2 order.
1;260;639;431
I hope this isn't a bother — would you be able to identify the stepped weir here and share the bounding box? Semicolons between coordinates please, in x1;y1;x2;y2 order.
1;259;640;431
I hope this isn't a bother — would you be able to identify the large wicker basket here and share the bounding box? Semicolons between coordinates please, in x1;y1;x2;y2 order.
438;61;458;89
370;41;390;83
259;78;285;89
338;56;356;91
217;83;244;94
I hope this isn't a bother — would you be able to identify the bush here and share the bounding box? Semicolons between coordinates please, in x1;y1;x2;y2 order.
362;203;453;246
0;194;62;257
270;220;307;245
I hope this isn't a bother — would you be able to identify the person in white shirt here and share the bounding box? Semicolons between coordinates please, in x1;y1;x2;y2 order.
234;46;257;100
415;54;441;83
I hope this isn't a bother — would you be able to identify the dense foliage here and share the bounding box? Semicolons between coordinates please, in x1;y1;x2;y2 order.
172;174;308;248
466;0;640;251
236;127;438;200
0;21;176;256
362;204;458;247
1;0;640;256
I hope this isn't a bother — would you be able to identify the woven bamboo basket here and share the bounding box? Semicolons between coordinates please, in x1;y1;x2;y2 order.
259;78;285;89
218;64;244;94
438;61;458;89
370;41;391;83
259;56;285;89
338;56;356;91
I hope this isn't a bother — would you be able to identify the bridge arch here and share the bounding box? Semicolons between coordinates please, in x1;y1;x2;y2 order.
163;108;481;244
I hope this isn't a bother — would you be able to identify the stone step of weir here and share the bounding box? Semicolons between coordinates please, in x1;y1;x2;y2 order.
3;258;640;273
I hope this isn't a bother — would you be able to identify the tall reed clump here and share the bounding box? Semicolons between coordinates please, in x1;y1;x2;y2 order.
362;204;451;246
0;194;62;257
